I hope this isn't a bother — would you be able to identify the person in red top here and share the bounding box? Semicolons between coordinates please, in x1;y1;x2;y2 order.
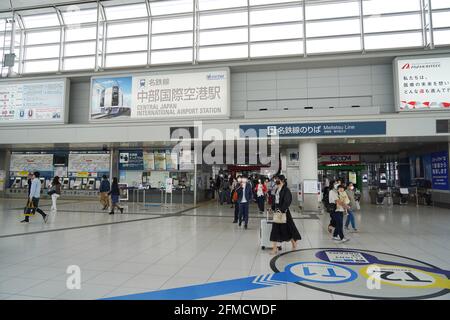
255;178;268;214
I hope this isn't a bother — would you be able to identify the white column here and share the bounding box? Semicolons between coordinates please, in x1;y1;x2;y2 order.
299;140;318;212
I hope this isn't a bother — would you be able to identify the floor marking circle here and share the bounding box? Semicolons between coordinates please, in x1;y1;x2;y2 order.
270;248;450;300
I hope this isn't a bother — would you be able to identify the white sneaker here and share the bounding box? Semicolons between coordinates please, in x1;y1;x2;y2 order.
341;238;350;243
332;237;341;241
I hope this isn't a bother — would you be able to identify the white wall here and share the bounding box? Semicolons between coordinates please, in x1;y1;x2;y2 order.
231;64;394;118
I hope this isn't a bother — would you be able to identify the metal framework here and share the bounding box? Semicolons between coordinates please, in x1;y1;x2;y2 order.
0;0;449;76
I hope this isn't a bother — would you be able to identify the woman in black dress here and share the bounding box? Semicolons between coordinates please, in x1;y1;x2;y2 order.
270;175;301;255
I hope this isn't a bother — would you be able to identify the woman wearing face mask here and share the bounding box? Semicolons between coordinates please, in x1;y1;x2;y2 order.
345;182;358;232
255;178;267;214
269;175;301;255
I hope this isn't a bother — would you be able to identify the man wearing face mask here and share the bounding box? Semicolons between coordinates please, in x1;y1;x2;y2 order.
237;175;253;229
232;175;242;223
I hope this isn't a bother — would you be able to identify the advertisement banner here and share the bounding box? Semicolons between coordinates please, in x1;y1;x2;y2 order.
90;69;229;121
143;151;155;171
154;152;166;170
0;79;66;123
431;151;449;190
240;121;386;137
395;55;450;111
119;150;143;171
165;151;178;171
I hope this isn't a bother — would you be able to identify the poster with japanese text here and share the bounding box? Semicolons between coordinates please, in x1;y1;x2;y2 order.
396;55;450;111
90;69;229;121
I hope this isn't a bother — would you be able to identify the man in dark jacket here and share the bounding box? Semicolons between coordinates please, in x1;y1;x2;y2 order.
99;175;110;210
237;175;253;229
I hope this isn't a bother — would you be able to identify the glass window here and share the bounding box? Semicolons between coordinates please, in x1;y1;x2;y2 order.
433;29;450;45
307;19;360;37
106;52;147;67
199;0;246;11
200;11;248;29
198;44;247;61
107;20;148;38
250;0;300;5
151;48;192;64
364;32;422;49
104;3;148;20
62;8;97;25
363;0;421;15
107;36;148;53
65;41;96;56
151;32;192;50
65;26;97;41
152;17;193;33
22;13;60;28
364;14;422;33
306;1;359;20
199;28;248;46
307;36;360;53
24;59;59;73
64;56;95;70
25;44;60;60
150;0;193;16
250;6;302;24
431;0;450;9
251;40;303;57
26;30;60;45
251;23;303;41
432;11;450;28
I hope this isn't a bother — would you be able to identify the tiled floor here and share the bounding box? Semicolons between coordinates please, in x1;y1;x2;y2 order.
0;195;449;300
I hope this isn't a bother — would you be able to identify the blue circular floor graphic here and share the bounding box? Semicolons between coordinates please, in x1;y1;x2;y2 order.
104;248;450;300
271;248;450;300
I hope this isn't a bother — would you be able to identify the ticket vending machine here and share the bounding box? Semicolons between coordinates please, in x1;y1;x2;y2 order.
62;177;70;189
12;177;22;188
87;178;96;190
39;178;46;190
73;179;82;190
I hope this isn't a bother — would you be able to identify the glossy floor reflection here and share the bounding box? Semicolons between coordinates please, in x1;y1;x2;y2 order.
0;196;449;300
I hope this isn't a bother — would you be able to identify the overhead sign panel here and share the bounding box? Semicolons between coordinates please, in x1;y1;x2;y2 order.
0;79;68;124
240;121;386;137
90;68;229;121
395;55;450;111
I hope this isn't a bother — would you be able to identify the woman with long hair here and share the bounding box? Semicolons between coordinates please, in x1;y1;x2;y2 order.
49;176;61;211
108;177;124;215
269;175;301;255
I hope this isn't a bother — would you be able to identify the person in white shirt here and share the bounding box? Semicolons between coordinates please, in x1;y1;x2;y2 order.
330;184;349;243
21;171;48;223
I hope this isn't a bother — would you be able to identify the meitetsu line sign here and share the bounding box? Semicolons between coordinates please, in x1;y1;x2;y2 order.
239;121;386;138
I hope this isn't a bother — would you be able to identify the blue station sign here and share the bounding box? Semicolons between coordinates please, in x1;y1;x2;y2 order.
239;121;386;137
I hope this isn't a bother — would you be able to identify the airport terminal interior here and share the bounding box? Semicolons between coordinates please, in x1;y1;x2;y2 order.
0;0;449;301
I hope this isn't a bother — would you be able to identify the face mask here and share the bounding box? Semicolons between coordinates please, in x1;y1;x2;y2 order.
350;186;354;190
334;184;339;189
237;178;242;183
258;180;261;183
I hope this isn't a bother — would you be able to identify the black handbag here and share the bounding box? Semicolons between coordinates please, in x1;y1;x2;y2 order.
325;202;337;214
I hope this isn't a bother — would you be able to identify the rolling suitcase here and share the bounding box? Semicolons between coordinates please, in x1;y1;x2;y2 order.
260;209;282;251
